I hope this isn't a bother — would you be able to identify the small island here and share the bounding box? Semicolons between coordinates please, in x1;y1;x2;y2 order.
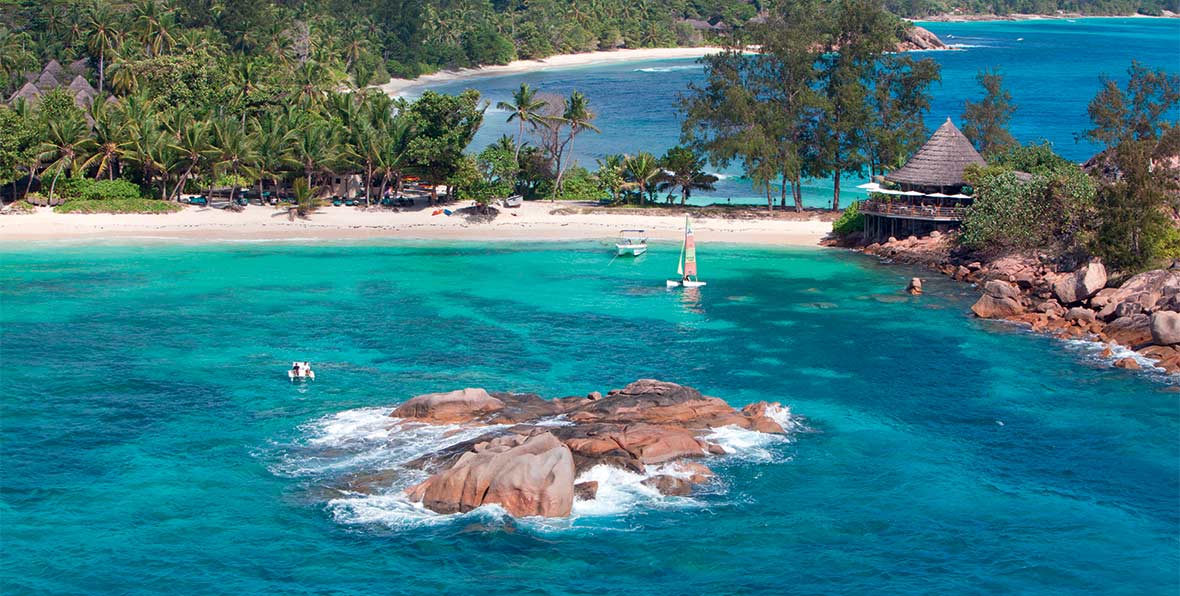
350;380;792;518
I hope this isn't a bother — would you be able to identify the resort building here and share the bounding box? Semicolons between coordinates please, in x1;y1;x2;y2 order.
858;118;986;242
7;59;101;108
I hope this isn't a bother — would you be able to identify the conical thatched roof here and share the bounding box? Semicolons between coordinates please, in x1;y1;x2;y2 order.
9;81;41;103
35;70;60;90
67;58;90;75
43;59;65;78
885;118;986;189
68;75;97;101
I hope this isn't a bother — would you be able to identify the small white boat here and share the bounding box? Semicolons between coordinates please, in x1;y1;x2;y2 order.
615;229;648;256
667;216;706;288
502;194;523;208
288;361;315;381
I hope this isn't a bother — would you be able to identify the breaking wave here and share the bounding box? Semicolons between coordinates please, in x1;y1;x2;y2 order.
274;403;805;531
634;65;700;73
1061;338;1175;382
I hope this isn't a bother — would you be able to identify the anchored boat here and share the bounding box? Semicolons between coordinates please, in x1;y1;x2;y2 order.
289;361;316;381
667;216;706;288
615;229;648;256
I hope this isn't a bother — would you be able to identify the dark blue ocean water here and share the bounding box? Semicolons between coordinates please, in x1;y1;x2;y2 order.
1;242;1176;595
427;18;1180;206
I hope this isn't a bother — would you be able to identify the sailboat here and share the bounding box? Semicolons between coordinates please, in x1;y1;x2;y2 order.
667;216;706;288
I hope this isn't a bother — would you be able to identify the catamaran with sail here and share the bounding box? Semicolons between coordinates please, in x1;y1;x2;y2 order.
667;216;706;288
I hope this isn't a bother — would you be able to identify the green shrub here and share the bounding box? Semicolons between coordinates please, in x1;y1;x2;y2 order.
832;201;865;236
556;167;605;201
54;199;183;214
55;176;91;199
81;179;142;201
961;161;1096;254
50;177;143;201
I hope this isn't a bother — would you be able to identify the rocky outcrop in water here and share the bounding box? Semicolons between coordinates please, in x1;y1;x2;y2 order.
897;25;949;51
393;380;791;518
843;232;1180;375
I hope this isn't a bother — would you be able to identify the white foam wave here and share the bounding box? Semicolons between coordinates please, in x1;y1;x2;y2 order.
948;43;984;48
275;407;506;477
572;463;705;518
282;403;804;531
1061;338;1171;377
532;415;574;427
634;65;699;73
705;404;801;461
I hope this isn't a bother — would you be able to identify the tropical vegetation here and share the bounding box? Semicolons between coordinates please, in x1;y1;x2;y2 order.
960;62;1179;272
681;0;941;212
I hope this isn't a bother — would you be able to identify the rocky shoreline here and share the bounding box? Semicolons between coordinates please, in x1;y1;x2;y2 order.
828;233;1180;376
366;380;793;518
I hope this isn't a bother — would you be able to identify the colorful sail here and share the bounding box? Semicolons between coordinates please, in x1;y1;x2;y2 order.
682;216;697;278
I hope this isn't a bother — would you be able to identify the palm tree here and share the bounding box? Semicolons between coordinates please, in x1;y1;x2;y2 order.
292;178;321;217
82;98;125;180
351;123;380;205
168;120;209;201
623;152;660;206
374;117;411;200
286;119;335;189
0;28;35;86
496;83;547;161
230;59;262;122
108;61;140;95
132;0;175;57
38;115;96;201
126;119;175;199
86;6;120;94
555;90;599;195
250;114;291;201
209;118;256;203
657;146;718;206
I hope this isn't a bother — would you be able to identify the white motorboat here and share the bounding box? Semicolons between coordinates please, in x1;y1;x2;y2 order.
615;229;648;256
288;361;316;381
667;216;706;288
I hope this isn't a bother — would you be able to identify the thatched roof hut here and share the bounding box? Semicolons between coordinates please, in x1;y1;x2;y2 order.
42;59;65;79
35;70;60;91
885;118;986;192
67;75;97;107
8;81;41;104
67;58;90;75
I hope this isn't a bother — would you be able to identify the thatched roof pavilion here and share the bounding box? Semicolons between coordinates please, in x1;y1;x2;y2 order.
42;59;65;79
67;75;97;107
885;118;985;193
35;70;60;91
8;82;41;104
7;61;99;107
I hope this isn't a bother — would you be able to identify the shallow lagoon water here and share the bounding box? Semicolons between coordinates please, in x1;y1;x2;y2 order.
427;17;1180;206
1;241;1176;594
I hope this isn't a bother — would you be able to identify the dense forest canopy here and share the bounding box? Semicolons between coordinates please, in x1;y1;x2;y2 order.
1;0;1175;93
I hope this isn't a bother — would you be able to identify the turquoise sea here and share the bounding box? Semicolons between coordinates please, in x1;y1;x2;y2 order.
1;241;1177;594
427;17;1180;206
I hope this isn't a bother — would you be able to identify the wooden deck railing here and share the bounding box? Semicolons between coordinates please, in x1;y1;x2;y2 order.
860;199;965;221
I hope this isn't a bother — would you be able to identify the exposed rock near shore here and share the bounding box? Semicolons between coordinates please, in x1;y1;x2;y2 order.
392;380;792;518
839;232;1180;375
897;25;949;51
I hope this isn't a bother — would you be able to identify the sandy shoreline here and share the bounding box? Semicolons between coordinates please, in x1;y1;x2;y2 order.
0;202;833;246
377;47;723;97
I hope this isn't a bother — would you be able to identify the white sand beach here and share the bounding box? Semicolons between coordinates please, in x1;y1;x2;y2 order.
378;47;724;97
0;201;834;246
